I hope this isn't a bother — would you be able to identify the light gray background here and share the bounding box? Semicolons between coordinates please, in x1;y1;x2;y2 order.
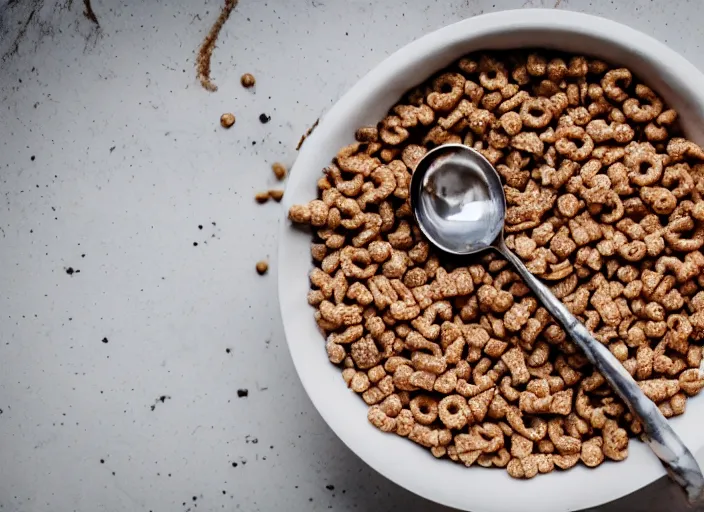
1;0;703;511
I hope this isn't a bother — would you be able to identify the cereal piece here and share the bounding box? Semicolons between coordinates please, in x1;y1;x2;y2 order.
271;162;287;180
240;73;256;88
623;85;663;123
255;260;269;275
427;73;465;112
255;191;270;204
438;395;470;430
679;369;704;396
506;456;540;479
410;395;439;425
520;97;553;129
220;112;235;128
601;68;631;103
602;419;628;461
580;437;605;468
268;189;284;202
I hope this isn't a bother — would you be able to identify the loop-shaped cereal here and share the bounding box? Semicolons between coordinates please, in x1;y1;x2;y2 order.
410;395;439;425
357;166;397;209
640;187;677;215
478;55;509;91
601;68;632;103
662;163;694;199
623;84;663;123
438;395;470;430
667;137;704;162
664;214;704;252
325;165;365;197
624;143;664;187
506;406;547;441
547;418;581;455
554;126;594;161
520;97;553;129
378;116;410;146
427;73;465;112
336;142;380;176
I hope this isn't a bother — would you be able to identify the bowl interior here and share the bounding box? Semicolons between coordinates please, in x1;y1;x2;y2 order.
279;9;704;512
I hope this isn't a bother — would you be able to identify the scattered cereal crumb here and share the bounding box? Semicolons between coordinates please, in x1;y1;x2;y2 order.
101;337;108;344
196;0;239;92
255;261;268;275
259;113;271;124
220;113;236;128
268;189;284;202
240;73;256;88
271;162;287;181
254;191;270;204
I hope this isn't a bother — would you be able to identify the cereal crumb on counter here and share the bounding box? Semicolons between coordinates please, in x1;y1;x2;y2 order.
254;191;270;204
220;113;236;128
268;189;284;202
241;73;256;88
272;162;287;180
255;261;269;275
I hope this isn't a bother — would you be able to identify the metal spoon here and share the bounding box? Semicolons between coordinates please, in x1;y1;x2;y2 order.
409;143;704;502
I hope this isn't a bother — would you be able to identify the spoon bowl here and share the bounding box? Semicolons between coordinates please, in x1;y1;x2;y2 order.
410;144;506;255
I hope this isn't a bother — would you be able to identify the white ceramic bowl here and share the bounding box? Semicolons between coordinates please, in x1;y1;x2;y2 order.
279;9;704;512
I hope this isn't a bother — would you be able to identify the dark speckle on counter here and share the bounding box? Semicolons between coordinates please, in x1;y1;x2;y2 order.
150;395;171;411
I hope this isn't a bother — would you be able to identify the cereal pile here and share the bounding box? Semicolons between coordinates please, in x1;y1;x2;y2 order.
288;50;704;478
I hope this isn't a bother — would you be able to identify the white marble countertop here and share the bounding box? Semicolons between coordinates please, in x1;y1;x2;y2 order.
1;0;704;511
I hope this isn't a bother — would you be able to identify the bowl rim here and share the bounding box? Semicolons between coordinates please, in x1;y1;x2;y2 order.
279;8;704;512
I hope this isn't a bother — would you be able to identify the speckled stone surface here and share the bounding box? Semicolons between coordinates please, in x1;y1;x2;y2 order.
1;1;704;511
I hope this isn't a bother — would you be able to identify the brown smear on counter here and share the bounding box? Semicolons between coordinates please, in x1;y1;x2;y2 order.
296;118;320;150
196;0;239;92
83;0;100;26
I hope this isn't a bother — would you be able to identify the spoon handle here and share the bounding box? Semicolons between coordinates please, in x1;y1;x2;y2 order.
496;242;704;502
